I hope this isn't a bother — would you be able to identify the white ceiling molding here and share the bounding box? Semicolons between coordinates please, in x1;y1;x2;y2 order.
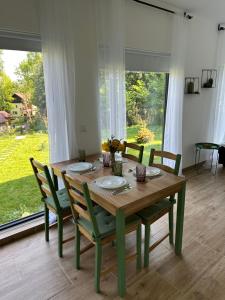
0;28;41;51
0;28;41;41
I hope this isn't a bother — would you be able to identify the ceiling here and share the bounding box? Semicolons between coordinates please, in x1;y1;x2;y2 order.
157;0;225;22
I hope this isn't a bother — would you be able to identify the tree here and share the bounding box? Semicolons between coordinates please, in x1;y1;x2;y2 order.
0;51;15;111
126;79;149;126
15;53;46;115
125;72;166;127
33;61;46;115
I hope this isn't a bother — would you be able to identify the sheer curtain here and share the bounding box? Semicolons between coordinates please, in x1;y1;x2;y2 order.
40;0;78;163
208;31;225;144
164;15;187;170
96;0;126;141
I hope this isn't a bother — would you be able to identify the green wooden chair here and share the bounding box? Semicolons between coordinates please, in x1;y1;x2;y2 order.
63;172;142;293
122;141;144;163
137;149;181;267
30;158;72;257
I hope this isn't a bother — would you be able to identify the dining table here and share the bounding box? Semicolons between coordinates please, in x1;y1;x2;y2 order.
51;154;186;297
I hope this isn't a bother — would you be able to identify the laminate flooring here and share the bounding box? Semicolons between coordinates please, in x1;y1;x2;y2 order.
1;166;225;299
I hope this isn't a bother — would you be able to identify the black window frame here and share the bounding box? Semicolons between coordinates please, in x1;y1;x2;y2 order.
0;32;46;231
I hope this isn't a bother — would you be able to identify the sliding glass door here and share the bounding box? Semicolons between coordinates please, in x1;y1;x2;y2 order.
125;71;168;164
0;49;48;227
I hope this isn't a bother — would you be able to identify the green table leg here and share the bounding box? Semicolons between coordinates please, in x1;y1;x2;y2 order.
175;182;186;255
116;209;126;297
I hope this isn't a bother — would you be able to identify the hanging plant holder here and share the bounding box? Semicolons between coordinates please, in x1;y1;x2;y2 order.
201;69;217;88
185;77;200;94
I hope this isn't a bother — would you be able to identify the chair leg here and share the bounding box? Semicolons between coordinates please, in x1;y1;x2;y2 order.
75;224;80;269
95;241;102;293
144;224;150;268
44;204;49;242
169;208;174;245
136;224;142;270
57;214;63;258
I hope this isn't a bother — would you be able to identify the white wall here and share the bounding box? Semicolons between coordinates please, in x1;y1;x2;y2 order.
73;0;100;154
183;17;218;167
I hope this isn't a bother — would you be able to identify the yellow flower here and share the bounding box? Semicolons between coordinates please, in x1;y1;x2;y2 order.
112;139;120;149
118;143;125;151
102;142;110;152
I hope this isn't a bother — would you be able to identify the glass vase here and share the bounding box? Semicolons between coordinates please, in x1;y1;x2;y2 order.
110;152;116;173
110;152;115;165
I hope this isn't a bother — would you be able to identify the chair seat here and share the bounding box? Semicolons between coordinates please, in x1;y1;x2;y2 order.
78;206;141;240
44;188;70;211
137;198;173;224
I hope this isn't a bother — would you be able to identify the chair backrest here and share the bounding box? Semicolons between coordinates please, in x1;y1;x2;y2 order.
30;157;61;212
63;172;100;238
122;141;144;163
149;149;181;175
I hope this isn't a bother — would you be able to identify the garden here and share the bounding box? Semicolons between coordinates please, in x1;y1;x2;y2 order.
0;133;49;224
0;53;166;225
125;71;166;164
0;50;49;225
0;125;163;225
126;124;163;165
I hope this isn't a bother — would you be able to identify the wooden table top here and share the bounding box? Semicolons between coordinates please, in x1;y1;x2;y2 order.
51;155;186;216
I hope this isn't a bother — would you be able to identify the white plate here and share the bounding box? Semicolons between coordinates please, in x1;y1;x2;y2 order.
68;162;93;172
95;176;127;189
134;166;161;177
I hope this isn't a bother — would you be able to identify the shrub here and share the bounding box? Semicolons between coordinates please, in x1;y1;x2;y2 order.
136;127;155;144
29;114;47;132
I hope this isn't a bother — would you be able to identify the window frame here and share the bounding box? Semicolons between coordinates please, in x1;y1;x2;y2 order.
0;32;46;230
125;60;169;163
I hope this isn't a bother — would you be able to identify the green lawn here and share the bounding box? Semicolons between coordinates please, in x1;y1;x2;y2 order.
127;125;163;165
0;126;162;225
0;133;49;224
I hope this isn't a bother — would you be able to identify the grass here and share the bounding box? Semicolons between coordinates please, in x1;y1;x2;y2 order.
0;133;49;224
127;125;163;165
0;125;163;225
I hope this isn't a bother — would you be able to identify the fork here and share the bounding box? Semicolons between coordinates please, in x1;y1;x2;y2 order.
80;166;97;175
112;184;132;195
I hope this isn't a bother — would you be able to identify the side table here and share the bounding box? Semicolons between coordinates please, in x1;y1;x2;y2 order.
194;142;220;173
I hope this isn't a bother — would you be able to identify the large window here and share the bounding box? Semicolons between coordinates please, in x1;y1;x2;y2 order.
126;71;168;164
0;49;48;227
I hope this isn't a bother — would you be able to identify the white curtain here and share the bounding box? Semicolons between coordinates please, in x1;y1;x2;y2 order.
96;0;126;141
164;15;188;170
208;31;225;144
40;0;78;163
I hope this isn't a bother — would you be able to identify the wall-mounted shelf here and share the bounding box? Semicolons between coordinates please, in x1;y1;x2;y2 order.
185;77;200;94
201;69;217;88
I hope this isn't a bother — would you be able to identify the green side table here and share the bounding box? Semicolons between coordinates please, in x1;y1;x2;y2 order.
194;142;220;173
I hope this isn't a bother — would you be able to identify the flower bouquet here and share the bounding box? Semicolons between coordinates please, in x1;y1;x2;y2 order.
102;136;125;165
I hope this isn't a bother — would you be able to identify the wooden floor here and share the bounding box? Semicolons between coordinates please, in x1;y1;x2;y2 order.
1;165;225;300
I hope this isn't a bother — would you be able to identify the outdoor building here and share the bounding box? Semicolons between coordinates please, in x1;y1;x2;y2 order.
10;93;37;118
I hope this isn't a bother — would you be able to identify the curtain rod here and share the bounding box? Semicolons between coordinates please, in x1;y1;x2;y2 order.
132;0;175;14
